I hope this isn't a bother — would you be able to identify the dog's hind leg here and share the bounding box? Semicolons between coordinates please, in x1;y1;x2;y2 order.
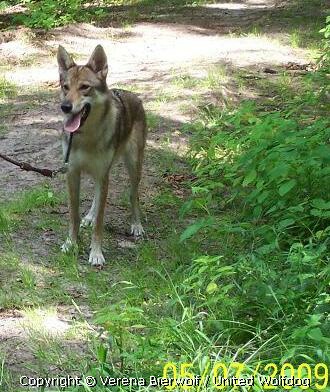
123;124;146;238
88;174;109;266
81;195;97;228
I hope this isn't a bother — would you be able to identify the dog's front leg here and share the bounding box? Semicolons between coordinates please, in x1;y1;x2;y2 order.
89;174;109;266
62;169;81;253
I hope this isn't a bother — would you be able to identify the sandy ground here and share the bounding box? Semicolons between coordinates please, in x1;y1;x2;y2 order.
0;0;309;195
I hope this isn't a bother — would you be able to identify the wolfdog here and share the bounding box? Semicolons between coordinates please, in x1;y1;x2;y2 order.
57;45;147;266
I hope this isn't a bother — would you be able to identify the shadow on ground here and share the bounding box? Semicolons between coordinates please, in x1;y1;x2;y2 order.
1;0;328;50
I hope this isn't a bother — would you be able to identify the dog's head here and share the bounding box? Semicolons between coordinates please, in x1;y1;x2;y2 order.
57;45;108;133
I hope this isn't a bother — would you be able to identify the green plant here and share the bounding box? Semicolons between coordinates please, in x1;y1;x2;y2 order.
178;66;330;367
0;78;17;100
187;100;330;243
16;0;85;29
0;209;9;233
319;15;330;67
7;185;60;214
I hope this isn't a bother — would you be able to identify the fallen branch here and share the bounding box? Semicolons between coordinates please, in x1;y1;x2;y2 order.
0;152;55;177
0;133;73;178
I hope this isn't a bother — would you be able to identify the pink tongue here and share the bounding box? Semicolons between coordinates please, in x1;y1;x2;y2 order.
64;112;82;133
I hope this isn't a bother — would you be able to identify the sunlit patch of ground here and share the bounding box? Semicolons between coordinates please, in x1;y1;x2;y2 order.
205;0;277;9
0;306;93;385
2;22;308;87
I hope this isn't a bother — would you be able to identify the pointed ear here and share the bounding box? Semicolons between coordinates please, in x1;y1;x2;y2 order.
57;45;75;74
86;45;108;80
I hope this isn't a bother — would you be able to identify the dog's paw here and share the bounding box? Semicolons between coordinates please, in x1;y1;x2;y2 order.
80;215;95;228
61;237;77;253
89;250;105;266
130;223;145;238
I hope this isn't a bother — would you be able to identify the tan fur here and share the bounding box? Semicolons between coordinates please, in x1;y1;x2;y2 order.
57;45;147;266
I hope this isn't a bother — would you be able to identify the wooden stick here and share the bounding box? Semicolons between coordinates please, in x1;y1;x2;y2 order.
0;132;74;178
0;152;55;178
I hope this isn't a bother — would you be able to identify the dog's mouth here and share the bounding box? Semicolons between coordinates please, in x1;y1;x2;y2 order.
64;103;91;133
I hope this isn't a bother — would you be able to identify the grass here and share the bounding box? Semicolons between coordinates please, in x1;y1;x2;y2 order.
238;20;324;52
287;21;325;51
0;209;9;233
100;0;212;6
0;124;8;137
0;1;10;11
172;74;200;89
6;185;62;214
146;112;161;130
0;77;17;101
171;66;228;91
232;0;328;55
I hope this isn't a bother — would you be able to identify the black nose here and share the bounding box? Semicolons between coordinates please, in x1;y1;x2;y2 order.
61;102;72;113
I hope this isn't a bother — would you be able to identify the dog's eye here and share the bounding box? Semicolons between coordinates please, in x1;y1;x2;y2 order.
79;84;90;91
63;84;69;91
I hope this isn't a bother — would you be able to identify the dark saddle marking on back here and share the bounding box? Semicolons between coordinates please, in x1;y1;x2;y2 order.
112;89;126;115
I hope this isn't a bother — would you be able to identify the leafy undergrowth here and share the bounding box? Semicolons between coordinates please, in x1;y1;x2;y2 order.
8;0;211;29
175;68;330;389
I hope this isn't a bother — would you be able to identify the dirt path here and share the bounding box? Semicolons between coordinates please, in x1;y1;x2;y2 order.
0;0;309;195
0;0;316;388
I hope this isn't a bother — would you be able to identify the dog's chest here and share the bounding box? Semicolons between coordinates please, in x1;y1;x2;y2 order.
71;147;114;178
